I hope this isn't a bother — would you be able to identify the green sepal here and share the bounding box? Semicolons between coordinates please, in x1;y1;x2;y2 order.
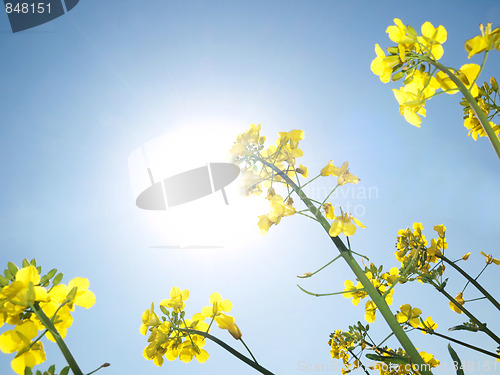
387;46;399;54
0;275;9;286
22;259;30;268
27;282;35;304
47;364;55;375
448;344;465;375
24;367;33;375
4;268;14;280
392;71;405;81
30;258;37;267
160;305;169;315
52;273;64;286
66;286;78;304
7;262;19;277
59;366;70;375
490;77;498;91
406;25;418;37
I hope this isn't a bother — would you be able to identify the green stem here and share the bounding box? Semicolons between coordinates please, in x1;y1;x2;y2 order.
30;302;84;375
257;158;432;374
297;255;341;278
428;60;500;160
240;338;258;364
179;329;274;375
440;255;500;311
297;284;364;297
414;327;500;360
433;284;500;345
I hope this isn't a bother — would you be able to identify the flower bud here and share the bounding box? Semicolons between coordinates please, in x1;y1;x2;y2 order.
491;77;498;92
229;323;242;340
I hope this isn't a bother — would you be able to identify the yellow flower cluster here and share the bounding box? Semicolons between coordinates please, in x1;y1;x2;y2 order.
141;288;241;367
371;19;495;131
343;268;394;323
395;304;438;334
395;223;447;277
0;260;95;374
328;329;360;374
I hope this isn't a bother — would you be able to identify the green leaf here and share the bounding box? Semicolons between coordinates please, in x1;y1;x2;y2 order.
7;262;19;277
52;273;64;286
448;344;465;375
59;366;70;375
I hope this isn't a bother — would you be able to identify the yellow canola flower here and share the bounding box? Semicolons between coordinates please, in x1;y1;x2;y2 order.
0;320;46;374
328;209;365;237
364;300;377;323
462;252;471;261
321;161;359;185
436;63;480;97
465;23;500;58
370;43;400;83
449;292;465;314
416;21;447;60
257;195;295;235
201;292;233;319
386;18;418;47
480;251;500;265
296;164;308;178
420;316;438;334
396;304;422;328
215;313;242;340
140;303;161;335
160;287;189;313
381;267;400;285
342;280;367;306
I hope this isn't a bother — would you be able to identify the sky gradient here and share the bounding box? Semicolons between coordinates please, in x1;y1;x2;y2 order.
1;1;499;374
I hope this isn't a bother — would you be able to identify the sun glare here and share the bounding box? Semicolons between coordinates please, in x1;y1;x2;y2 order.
129;124;268;249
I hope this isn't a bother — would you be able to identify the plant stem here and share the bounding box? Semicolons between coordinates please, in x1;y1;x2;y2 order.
179;329;274;375
440;254;500;311
258;158;433;375
297;284;364;297
414;327;500;360
433;285;500;345
297;255;341;278
428;60;500;160
30;302;84;375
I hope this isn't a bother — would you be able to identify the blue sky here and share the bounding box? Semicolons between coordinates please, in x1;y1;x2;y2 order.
1;0;500;374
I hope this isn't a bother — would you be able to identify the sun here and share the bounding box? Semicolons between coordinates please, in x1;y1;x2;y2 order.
129;123;268;248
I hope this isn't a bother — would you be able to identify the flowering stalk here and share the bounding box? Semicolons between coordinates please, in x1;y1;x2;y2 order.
256;157;432;374
178;329;274;375
438;254;500;311
29;302;84;375
431;283;500;344
427;59;500;159
413;327;500;360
